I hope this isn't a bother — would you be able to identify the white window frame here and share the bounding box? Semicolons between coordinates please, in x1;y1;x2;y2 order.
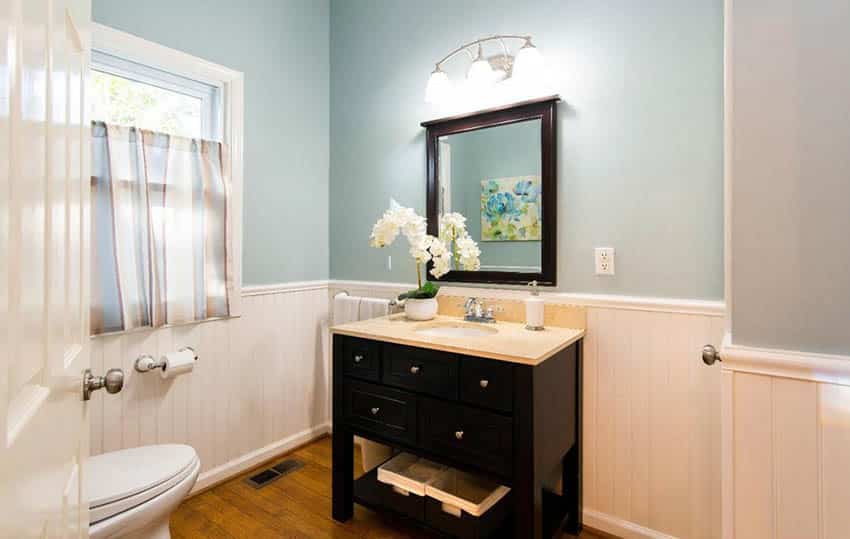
91;50;221;139
92;23;244;315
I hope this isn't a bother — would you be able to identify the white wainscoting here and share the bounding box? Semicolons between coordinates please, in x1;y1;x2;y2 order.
331;280;725;539
721;342;850;539
89;278;726;533
584;308;724;539
89;283;331;493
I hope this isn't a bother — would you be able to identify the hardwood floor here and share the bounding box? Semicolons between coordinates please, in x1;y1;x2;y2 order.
171;436;613;539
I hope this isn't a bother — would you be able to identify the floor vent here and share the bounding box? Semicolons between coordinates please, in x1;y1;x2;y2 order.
244;459;304;489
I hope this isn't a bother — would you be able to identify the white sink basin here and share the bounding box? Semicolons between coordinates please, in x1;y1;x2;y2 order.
414;322;498;338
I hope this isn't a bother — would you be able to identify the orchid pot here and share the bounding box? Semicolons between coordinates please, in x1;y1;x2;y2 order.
402;297;439;321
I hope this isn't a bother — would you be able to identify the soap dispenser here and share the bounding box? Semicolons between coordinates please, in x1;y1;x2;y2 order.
525;280;545;331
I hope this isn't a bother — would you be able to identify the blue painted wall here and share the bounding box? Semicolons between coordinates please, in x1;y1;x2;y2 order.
94;0;330;285
329;0;724;299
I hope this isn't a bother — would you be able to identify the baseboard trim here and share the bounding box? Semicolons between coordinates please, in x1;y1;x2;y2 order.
329;279;725;316
191;422;331;494
721;333;850;386
583;509;677;539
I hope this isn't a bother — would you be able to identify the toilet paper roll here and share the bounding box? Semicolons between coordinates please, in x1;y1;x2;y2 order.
160;349;196;379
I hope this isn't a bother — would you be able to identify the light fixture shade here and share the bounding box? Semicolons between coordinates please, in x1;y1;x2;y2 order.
425;69;451;104
512;43;544;82
467;58;495;84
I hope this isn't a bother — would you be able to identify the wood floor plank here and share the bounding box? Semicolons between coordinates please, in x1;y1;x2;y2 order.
171;436;609;538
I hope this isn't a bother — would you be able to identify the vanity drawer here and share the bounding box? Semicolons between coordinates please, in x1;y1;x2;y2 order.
418;398;513;477
341;337;381;382
382;344;458;400
343;380;416;444
459;357;513;413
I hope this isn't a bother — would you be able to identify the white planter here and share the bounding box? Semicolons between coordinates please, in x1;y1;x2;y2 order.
404;297;438;321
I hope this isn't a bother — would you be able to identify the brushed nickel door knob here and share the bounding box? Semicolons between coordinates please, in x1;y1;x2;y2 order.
702;344;722;366
455;430;464;440
410;365;421;375
479;379;489;388
83;368;124;401
370;407;380;415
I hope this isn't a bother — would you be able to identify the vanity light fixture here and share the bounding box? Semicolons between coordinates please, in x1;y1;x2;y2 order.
424;35;545;104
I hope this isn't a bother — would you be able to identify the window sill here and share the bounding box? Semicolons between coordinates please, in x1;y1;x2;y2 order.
89;313;242;340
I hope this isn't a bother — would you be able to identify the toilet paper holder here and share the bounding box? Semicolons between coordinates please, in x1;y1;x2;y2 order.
134;347;198;373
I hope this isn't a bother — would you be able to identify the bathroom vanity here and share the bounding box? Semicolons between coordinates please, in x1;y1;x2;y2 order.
331;314;584;538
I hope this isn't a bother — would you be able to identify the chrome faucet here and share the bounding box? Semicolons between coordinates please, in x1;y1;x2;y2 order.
463;297;496;323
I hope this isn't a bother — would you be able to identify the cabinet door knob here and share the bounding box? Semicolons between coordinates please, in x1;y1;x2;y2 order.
353;354;363;363
479;379;489;388
371;407;380;415
410;365;421;375
454;430;464;440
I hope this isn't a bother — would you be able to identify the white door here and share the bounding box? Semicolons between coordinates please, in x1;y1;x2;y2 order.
0;0;97;537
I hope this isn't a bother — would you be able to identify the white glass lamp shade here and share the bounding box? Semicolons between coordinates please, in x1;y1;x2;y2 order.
425;68;451;104
512;42;544;82
467;57;495;84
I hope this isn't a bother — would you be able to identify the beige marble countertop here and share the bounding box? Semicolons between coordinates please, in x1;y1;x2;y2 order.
331;314;585;366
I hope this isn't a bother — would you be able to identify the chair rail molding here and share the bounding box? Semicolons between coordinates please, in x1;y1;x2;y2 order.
329;279;726;316
242;280;331;297
721;333;850;386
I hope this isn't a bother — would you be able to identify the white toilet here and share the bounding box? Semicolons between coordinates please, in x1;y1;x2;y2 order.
87;444;200;539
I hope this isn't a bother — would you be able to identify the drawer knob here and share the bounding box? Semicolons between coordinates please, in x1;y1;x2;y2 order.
371;407;380;415
410;365;421;375
455;430;464;440
479;379;489;388
353;354;363;363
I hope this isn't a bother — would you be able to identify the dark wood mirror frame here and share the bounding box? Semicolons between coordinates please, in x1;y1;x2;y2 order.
422;95;559;286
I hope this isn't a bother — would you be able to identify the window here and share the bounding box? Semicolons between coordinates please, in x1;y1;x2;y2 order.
90;23;244;334
91;51;220;140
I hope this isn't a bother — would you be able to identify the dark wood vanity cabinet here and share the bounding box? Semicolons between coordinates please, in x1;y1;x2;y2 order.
332;335;583;539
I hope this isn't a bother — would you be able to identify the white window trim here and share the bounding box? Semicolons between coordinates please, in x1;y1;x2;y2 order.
92;50;221;139
92;23;244;315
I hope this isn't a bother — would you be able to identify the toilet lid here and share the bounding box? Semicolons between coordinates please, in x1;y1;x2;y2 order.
88;444;198;509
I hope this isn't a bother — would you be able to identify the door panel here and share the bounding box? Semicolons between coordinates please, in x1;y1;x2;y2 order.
0;0;92;537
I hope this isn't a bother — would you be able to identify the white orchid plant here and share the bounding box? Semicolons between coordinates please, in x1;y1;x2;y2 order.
370;200;480;299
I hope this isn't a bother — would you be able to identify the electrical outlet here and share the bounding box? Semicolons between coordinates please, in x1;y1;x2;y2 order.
595;247;615;275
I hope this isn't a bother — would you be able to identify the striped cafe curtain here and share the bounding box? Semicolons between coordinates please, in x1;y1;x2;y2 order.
90;121;233;335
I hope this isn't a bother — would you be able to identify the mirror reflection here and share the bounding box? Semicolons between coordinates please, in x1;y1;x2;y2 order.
438;119;542;273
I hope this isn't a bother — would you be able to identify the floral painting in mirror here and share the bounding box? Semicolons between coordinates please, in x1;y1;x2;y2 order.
480;175;542;242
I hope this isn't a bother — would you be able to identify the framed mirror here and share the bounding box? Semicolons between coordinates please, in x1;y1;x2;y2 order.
422;96;558;285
